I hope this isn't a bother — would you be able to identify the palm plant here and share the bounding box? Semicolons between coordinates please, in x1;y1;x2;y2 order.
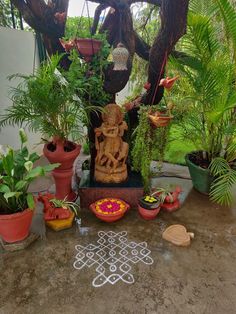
171;0;236;205
0;54;96;144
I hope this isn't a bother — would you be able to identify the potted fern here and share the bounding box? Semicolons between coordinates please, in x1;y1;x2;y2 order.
0;130;59;243
172;2;236;205
0;54;95;201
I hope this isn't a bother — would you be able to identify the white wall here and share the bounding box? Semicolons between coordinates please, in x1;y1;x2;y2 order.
0;27;42;152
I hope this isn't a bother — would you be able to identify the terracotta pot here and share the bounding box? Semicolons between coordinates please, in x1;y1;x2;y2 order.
52;169;76;201
38;193;71;220
75;38;102;62
90;198;129;223
0;209;34;243
43;140;81;171
161;199;180;212
138;204;160;220
149;114;173;128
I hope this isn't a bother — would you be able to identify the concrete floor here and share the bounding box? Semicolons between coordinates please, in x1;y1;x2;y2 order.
1;176;236;314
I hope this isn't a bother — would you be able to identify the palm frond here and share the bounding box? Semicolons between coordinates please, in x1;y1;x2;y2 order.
210;168;236;205
215;0;236;49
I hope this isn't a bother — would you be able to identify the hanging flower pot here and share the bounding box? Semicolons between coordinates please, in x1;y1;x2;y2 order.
75;38;102;62
148;112;173;128
112;43;129;71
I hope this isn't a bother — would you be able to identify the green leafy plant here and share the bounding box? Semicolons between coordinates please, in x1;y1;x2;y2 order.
0;54;98;143
132;106;171;192
68;44;110;108
0;129;59;214
171;0;236;205
49;198;80;216
64;16;106;41
151;185;181;203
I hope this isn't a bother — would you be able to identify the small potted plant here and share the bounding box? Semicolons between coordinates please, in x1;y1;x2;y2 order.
148;102;174;128
152;185;182;212
60;18;104;62
0;130;59;243
39;194;79;231
0;54;95;201
138;195;161;220
39;193;79;220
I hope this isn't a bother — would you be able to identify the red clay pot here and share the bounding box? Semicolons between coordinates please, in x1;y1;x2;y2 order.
52;168;76;201
89;198;129;223
138;204;160;220
90;202;129;223
0;209;34;243
75;38;102;62
38;193;71;220
150;115;173;128
43;139;81;171
161;199;180;212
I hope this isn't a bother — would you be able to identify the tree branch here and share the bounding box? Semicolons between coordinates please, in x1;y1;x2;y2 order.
91;3;108;35
142;0;189;105
129;0;161;6
134;32;150;60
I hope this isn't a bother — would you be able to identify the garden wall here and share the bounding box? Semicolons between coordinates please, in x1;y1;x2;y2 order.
0;27;41;152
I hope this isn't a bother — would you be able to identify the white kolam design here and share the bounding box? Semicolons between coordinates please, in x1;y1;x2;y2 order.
73;231;154;287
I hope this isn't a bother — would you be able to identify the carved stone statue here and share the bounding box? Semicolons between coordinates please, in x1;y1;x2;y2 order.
94;104;129;183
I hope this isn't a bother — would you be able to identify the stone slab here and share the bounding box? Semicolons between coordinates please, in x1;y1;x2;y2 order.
0;233;39;252
78;170;144;209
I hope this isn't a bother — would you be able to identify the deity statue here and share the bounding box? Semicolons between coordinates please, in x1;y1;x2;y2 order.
94;104;129;183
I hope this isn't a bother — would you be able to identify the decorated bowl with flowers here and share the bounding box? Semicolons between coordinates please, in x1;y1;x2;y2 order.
138;195;161;220
90;198;130;222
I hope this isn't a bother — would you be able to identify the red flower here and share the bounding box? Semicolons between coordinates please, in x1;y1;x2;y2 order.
144;82;151;90
159;76;179;90
59;38;75;52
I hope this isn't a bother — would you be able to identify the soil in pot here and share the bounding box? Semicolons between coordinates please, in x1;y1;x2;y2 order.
43;139;81;170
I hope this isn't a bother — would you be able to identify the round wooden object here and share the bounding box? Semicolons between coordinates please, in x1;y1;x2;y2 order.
162;224;194;247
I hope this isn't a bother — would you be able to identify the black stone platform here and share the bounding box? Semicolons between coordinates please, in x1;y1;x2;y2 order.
78;170;144;209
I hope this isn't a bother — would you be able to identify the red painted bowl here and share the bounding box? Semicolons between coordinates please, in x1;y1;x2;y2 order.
90;198;130;223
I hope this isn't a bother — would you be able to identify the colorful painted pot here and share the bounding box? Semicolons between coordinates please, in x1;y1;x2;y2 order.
90;198;129;222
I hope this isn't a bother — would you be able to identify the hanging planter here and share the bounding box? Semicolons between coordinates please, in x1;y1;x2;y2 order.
112;43;129;71
148;112;173;128
75;38;102;62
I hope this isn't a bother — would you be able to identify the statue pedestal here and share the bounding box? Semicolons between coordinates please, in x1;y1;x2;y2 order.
78;170;143;209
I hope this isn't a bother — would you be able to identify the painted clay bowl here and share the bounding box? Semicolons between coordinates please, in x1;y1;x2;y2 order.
90;198;129;222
